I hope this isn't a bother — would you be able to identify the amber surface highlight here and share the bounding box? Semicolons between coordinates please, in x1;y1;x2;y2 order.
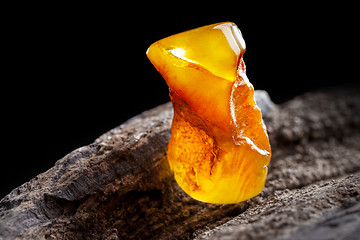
147;22;271;204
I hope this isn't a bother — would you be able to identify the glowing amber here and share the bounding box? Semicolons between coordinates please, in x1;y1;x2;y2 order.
147;22;271;204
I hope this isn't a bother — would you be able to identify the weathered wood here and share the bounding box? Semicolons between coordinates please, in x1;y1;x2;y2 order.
0;86;359;240
195;173;360;240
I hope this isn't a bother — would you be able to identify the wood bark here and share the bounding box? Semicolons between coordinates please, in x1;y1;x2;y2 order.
1;86;359;239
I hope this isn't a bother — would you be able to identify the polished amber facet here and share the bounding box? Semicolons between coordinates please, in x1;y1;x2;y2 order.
147;22;271;204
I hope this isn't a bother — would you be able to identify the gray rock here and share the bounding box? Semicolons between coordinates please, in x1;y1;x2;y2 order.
288;199;360;240
195;174;360;240
254;89;278;117
1;86;360;239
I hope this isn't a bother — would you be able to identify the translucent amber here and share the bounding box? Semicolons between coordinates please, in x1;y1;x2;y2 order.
147;22;271;204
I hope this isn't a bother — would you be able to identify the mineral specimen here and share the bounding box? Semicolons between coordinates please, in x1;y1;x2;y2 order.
147;22;271;204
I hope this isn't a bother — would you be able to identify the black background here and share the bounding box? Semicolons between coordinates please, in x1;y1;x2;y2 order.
1;3;358;198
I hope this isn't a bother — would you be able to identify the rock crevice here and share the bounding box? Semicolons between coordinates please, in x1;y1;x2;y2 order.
1;86;359;240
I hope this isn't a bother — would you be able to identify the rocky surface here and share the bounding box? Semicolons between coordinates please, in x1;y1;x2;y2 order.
0;85;359;239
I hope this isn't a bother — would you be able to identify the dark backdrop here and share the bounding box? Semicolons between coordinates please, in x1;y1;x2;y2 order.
2;3;357;198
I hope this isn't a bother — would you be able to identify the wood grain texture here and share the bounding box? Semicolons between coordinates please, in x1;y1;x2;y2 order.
0;86;359;240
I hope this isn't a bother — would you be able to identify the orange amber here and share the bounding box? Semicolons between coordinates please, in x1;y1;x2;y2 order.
147;22;271;204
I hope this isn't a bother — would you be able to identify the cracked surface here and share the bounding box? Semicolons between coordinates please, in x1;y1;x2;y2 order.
0;86;359;239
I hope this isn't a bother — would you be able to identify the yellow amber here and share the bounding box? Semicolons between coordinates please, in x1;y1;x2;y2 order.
147;22;271;204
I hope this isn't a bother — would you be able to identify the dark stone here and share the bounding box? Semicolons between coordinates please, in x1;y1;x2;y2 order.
1;85;360;239
195;174;360;240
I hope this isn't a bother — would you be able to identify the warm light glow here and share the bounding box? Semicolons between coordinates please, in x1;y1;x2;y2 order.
147;22;271;204
169;48;196;63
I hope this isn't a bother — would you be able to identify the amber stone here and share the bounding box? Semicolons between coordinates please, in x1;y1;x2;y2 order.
147;22;271;204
